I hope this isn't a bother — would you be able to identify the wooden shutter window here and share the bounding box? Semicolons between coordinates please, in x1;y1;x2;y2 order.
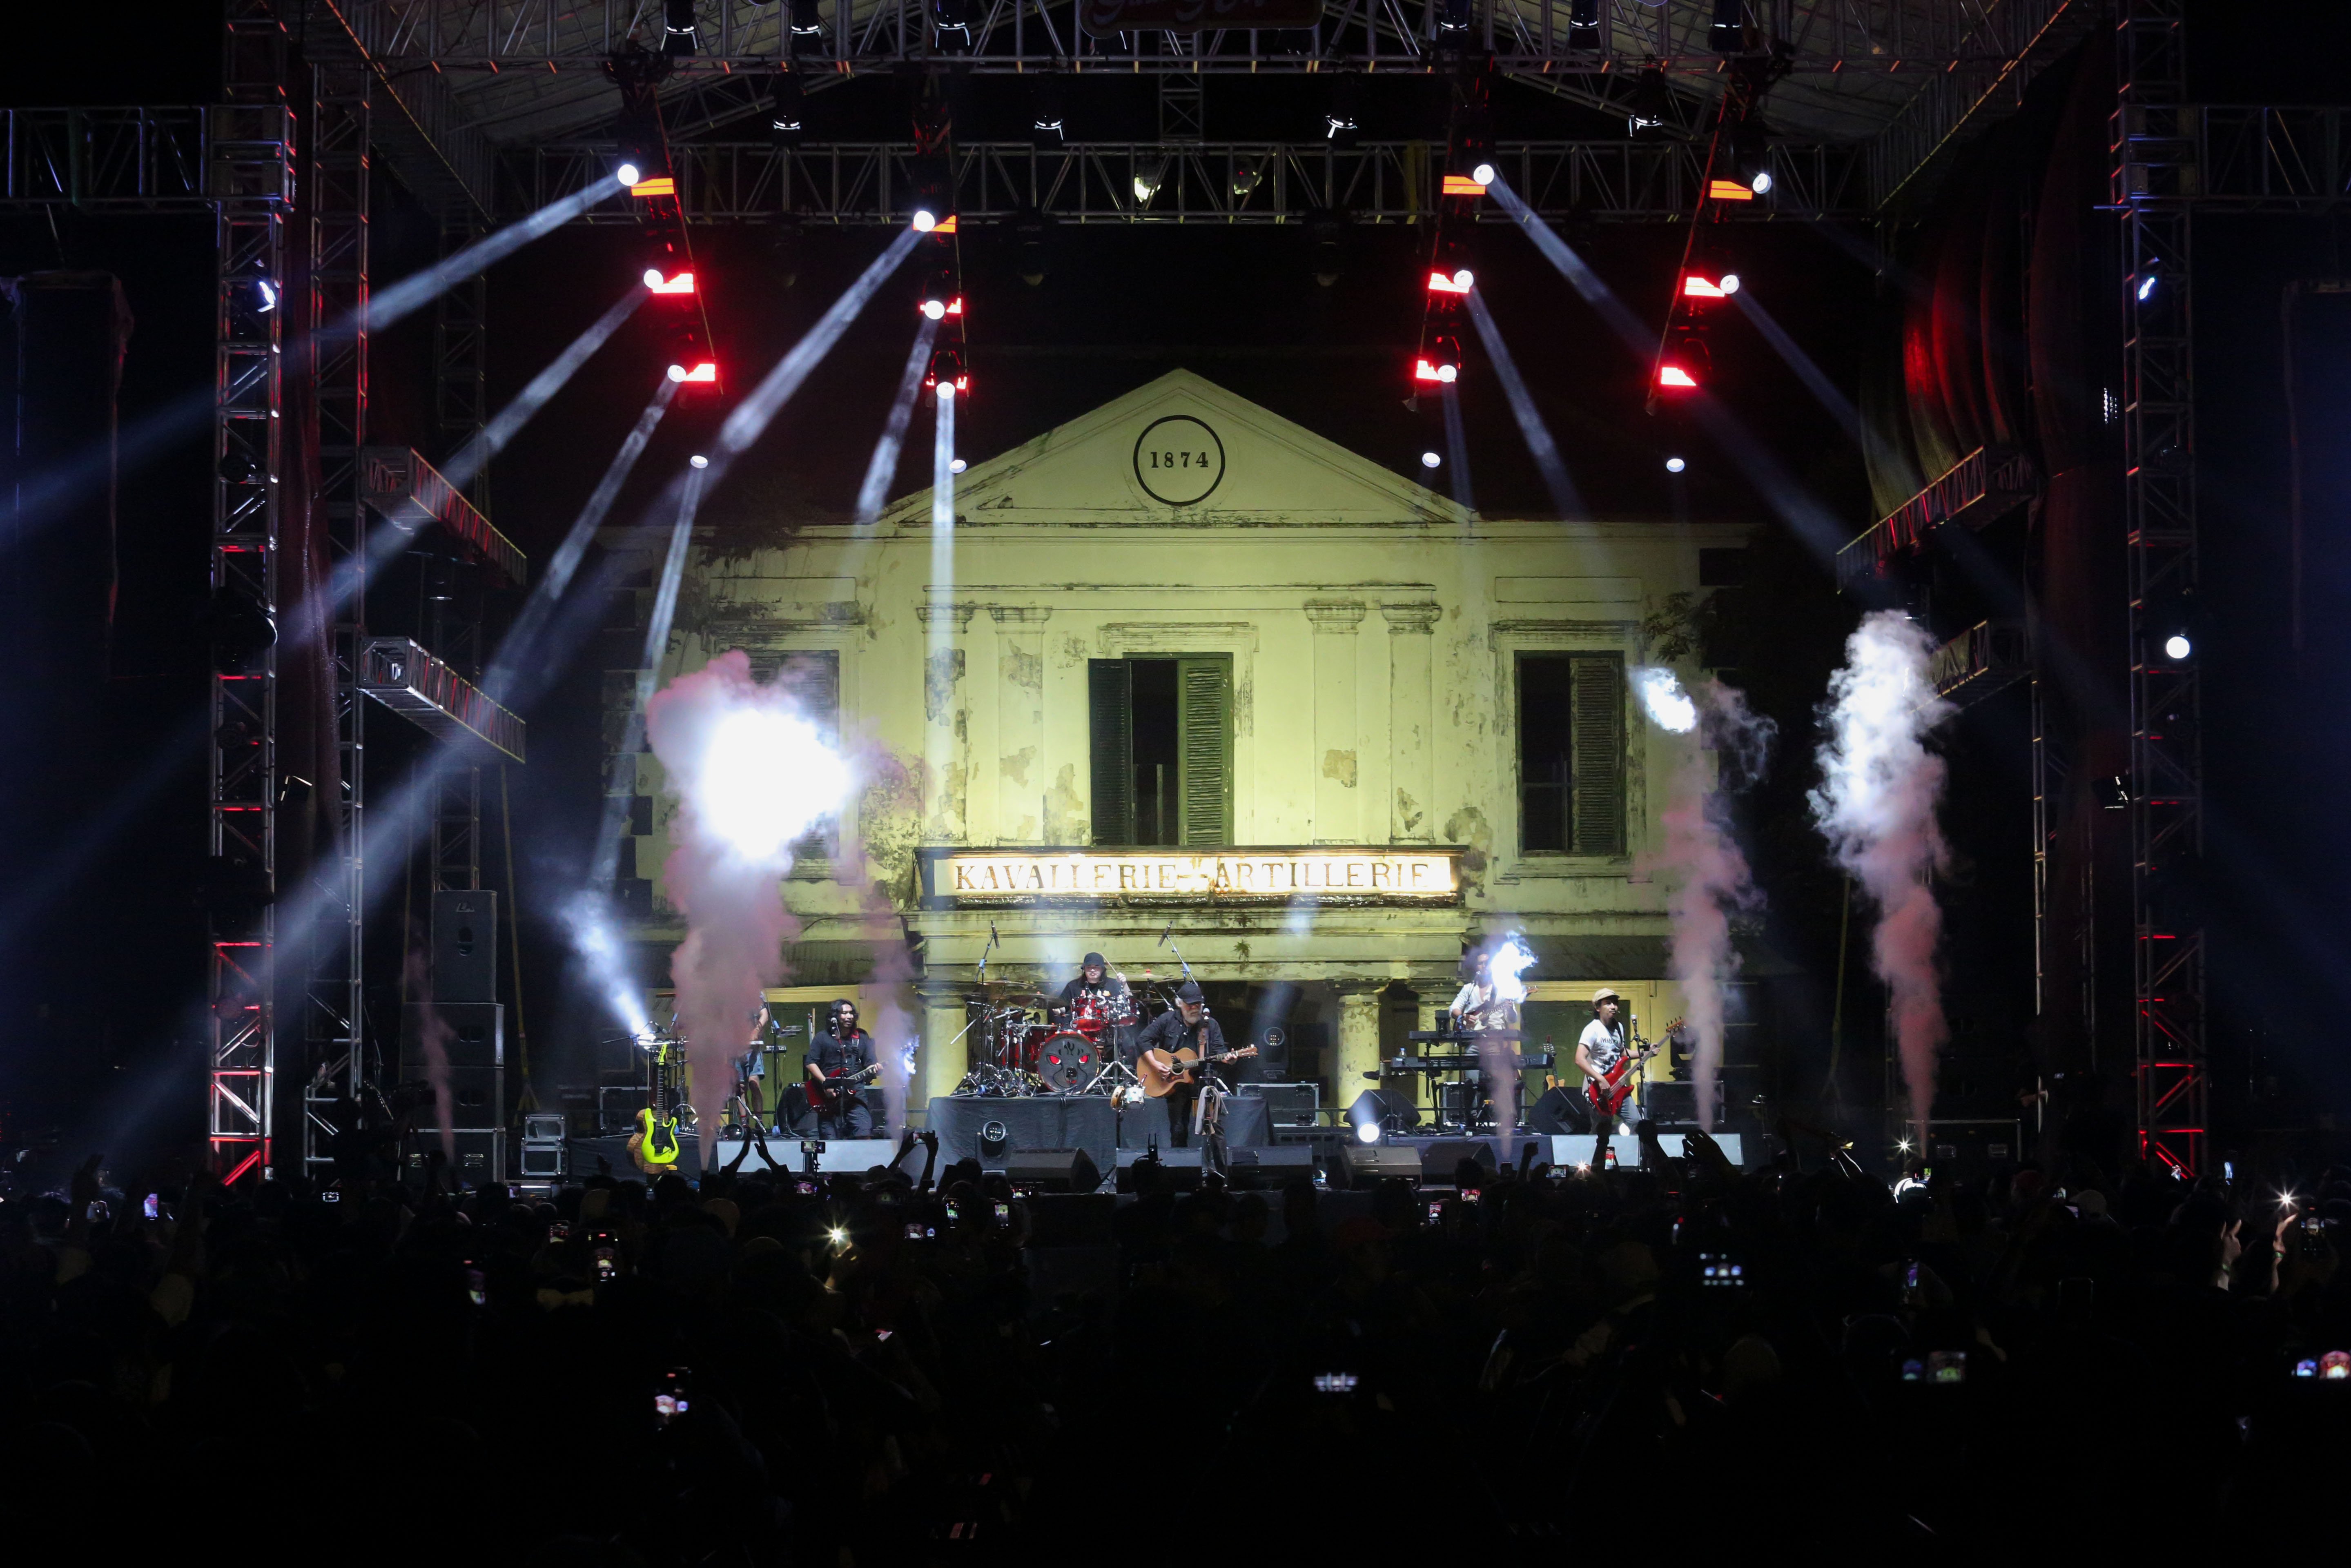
1175;655;1233;847
1568;654;1624;855
1088;659;1134;846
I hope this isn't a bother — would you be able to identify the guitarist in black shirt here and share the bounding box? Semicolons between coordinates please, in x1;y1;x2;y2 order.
802;998;879;1138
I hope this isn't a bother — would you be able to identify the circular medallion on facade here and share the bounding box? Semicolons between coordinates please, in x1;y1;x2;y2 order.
1133;415;1226;506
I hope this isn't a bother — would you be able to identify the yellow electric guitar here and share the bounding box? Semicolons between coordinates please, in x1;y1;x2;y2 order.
630;1036;684;1173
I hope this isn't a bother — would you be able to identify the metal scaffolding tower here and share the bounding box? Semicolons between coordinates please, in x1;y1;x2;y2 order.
297;58;372;1177
206;3;292;1184
2112;0;2205;1176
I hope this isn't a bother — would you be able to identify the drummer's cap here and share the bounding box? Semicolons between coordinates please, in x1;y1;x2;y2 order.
1082;951;1106;969
1592;987;1622;1007
1177;980;1204;1004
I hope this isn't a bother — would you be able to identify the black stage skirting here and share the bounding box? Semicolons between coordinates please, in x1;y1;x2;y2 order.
927;1094;1272;1170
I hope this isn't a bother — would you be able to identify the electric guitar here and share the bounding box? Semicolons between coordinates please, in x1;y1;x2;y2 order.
631;1038;684;1173
1578;1016;1682;1120
804;1059;882;1114
1137;1044;1258;1098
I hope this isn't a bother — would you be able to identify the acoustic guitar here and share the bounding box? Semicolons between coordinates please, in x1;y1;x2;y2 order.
1137;1044;1258;1098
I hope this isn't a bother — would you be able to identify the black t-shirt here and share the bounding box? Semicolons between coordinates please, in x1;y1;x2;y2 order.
1058;973;1130;1004
808;1029;874;1079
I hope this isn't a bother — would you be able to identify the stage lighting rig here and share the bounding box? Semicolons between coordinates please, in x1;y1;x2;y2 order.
1626;69;1674;138
662;0;700;56
924;347;969;398
668;360;719;385
1133;156;1168;206
770;72;805;150
1414;336;1462;385
644;268;695;295
789;0;825;38
1322;75;1362;149
1567;0;1599;49
930;0;976;49
1030;76;1067;151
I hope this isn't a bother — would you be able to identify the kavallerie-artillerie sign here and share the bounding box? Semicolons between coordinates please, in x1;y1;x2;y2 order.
926;849;1457;902
1080;0;1322;36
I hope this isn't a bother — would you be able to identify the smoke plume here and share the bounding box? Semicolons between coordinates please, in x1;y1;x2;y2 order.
402;948;457;1164
1807;612;1954;1129
645;650;852;1159
1633;670;1773;1129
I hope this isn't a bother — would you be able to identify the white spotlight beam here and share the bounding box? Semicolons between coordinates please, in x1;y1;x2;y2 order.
442;283;650;492
363;175;625;336
856;316;942;529
718;225;925;459
1465;289;1586;521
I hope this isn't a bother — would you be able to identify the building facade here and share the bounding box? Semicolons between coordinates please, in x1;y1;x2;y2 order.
619;371;1742;1116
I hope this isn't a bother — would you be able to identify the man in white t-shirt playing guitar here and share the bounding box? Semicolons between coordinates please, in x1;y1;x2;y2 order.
1575;987;1653;1135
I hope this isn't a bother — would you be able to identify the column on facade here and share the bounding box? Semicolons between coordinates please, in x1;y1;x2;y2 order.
1383;601;1439;842
917;982;971;1109
917;601;975;842
1330;979;1386;1112
989;606;1051;843
1304;599;1366;843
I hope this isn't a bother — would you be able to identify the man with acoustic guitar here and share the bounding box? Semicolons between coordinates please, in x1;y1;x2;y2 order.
1133;980;1226;1147
802;998;879;1139
1575;987;1647;1134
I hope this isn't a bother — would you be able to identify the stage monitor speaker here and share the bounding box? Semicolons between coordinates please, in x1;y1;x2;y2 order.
1529;1084;1589;1136
1644;1082;1698;1125
402;1130;504;1187
1224;1145;1316;1188
1255;1082;1320;1129
1006;1148;1101;1194
1335;1144;1423;1189
1116;1147;1204;1192
431;888;499;1003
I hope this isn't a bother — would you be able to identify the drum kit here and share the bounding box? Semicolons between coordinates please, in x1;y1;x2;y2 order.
952;987;1159;1102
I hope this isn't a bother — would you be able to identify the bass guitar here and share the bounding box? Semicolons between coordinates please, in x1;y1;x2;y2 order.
1137;1044;1258;1098
631;1037;684;1174
1587;1036;1665;1120
804;1060;882;1114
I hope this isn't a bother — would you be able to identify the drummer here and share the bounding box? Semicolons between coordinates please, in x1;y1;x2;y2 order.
1057;951;1134;1061
1057;951;1130;1010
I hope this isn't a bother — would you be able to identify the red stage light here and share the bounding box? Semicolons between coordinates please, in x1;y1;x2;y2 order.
1656;363;1698;390
1441;174;1487;197
630;176;678;198
1706;179;1755;202
918;294;966;321
1683;274;1728;299
667;360;718;384
1414;357;1459;384
644;269;696;295
1426;268;1474;295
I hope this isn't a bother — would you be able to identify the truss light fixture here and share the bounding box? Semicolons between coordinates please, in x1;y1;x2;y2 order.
2137;272;2159;302
1707;178;1757;203
1472;161;1498;188
911;208;938;232
631;174;678;197
919;294;964;322
924;348;969;397
770;73;805;150
253;278;279;313
1414;336;1461;385
1421;450;1442;469
1441;173;1487;198
644;269;696;295
1657;363;1698;390
1683;274;1729;299
1232;160;1263;200
662;0;700;56
949;457;967;474
1666;456;1686;473
2163;631;2192;661
1133;157;1167;205
1749;168;1775;196
1627;68;1673;137
1427;268;1474;295
789;0;825;36
616;160;643;187
689;454;710;470
668;360;719;384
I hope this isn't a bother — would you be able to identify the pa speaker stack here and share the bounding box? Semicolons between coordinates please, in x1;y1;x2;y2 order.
519;1113;566;1179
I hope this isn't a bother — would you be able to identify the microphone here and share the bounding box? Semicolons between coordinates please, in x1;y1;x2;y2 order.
988;921;1000;949
1158;922;1172;947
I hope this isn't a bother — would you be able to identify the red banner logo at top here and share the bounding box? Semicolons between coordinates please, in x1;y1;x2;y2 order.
1080;0;1321;36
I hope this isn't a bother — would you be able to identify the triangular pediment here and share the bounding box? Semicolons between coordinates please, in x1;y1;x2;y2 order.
878;369;1473;527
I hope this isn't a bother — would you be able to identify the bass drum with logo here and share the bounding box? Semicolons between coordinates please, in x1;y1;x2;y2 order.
1032;1031;1100;1094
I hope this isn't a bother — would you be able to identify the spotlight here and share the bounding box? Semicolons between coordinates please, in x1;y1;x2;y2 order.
1414;334;1462;385
667;360;718;384
789;0;824;36
1132;157;1167;205
662;0;699;55
1749;169;1774;195
701;706;851;861
689;454;710;470
2163;632;2191;662
253;278;279;313
1472;161;1497;187
644;269;695;295
2137;273;2158;302
1666;456;1686;473
911;208;938;232
937;380;957;402
921;298;946;320
1232;160;1262;200
1355;1120;1381;1145
616;161;642;187
769;72;805;150
949;458;967;473
1683;274;1731;299
1626;68;1673;137
1421;451;1442;469
1707;178;1757;203
1718;271;1741;294
1441;173;1487;197
1427;267;1474;295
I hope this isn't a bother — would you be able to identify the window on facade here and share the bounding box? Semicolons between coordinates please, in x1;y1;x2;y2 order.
1089;655;1232;846
1517;652;1624;855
